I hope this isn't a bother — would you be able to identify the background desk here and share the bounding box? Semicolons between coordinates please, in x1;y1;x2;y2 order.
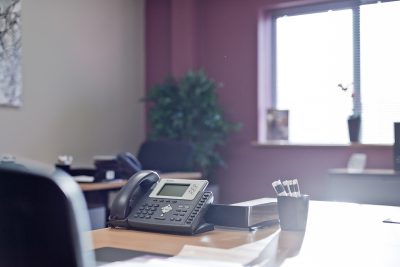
79;172;202;192
91;200;400;266
328;168;400;206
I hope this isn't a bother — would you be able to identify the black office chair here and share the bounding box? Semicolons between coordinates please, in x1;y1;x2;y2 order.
0;157;95;267
137;139;195;173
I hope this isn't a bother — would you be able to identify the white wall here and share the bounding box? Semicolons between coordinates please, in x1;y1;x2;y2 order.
0;0;145;166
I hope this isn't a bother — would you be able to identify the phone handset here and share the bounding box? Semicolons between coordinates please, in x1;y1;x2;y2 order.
109;170;160;227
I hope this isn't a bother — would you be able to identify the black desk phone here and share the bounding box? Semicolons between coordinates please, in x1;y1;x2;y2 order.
109;170;214;235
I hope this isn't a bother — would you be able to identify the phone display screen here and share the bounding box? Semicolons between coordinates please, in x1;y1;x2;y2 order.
157;184;189;197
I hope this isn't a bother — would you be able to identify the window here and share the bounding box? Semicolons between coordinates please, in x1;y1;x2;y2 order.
270;0;400;144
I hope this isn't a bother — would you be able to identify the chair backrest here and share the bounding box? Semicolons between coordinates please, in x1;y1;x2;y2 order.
0;158;95;267
137;140;194;172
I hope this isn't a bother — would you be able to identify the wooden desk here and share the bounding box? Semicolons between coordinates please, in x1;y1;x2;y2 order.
79;172;202;192
91;200;400;266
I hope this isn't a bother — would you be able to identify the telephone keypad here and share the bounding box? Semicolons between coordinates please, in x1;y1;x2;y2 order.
183;192;212;225
130;192;212;233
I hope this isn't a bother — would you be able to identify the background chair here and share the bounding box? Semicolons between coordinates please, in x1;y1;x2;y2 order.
136;140;221;202
0;158;95;267
137;140;195;173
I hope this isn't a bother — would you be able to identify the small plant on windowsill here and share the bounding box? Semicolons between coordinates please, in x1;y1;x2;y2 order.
338;83;361;143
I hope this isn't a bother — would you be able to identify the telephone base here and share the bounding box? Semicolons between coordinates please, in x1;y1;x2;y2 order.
192;222;214;235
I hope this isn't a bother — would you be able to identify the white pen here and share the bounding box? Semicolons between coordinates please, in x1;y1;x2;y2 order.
272;180;287;196
282;180;292;196
288;180;296;197
292;179;301;197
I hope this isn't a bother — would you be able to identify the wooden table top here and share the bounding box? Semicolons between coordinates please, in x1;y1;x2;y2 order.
91;200;400;266
79;172;202;192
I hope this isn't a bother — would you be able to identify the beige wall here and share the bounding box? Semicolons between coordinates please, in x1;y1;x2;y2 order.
0;0;145;166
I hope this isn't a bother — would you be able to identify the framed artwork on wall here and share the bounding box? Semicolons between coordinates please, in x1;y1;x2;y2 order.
0;0;22;107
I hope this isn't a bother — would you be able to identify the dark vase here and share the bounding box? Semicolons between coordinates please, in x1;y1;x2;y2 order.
348;116;361;143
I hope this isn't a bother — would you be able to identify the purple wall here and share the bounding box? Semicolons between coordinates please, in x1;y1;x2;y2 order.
145;0;393;203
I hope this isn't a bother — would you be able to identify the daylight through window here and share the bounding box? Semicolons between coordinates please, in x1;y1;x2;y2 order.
272;0;400;144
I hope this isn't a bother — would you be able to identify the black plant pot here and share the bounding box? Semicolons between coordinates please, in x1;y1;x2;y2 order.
348;116;361;143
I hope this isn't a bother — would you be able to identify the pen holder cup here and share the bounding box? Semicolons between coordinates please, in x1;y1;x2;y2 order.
277;195;309;231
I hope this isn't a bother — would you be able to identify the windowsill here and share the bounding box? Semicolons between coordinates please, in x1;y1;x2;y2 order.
252;141;392;149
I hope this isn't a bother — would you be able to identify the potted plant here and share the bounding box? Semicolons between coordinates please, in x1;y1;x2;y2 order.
338;83;361;143
144;70;240;178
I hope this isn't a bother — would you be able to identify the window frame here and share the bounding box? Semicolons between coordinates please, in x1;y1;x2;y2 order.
259;0;399;145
